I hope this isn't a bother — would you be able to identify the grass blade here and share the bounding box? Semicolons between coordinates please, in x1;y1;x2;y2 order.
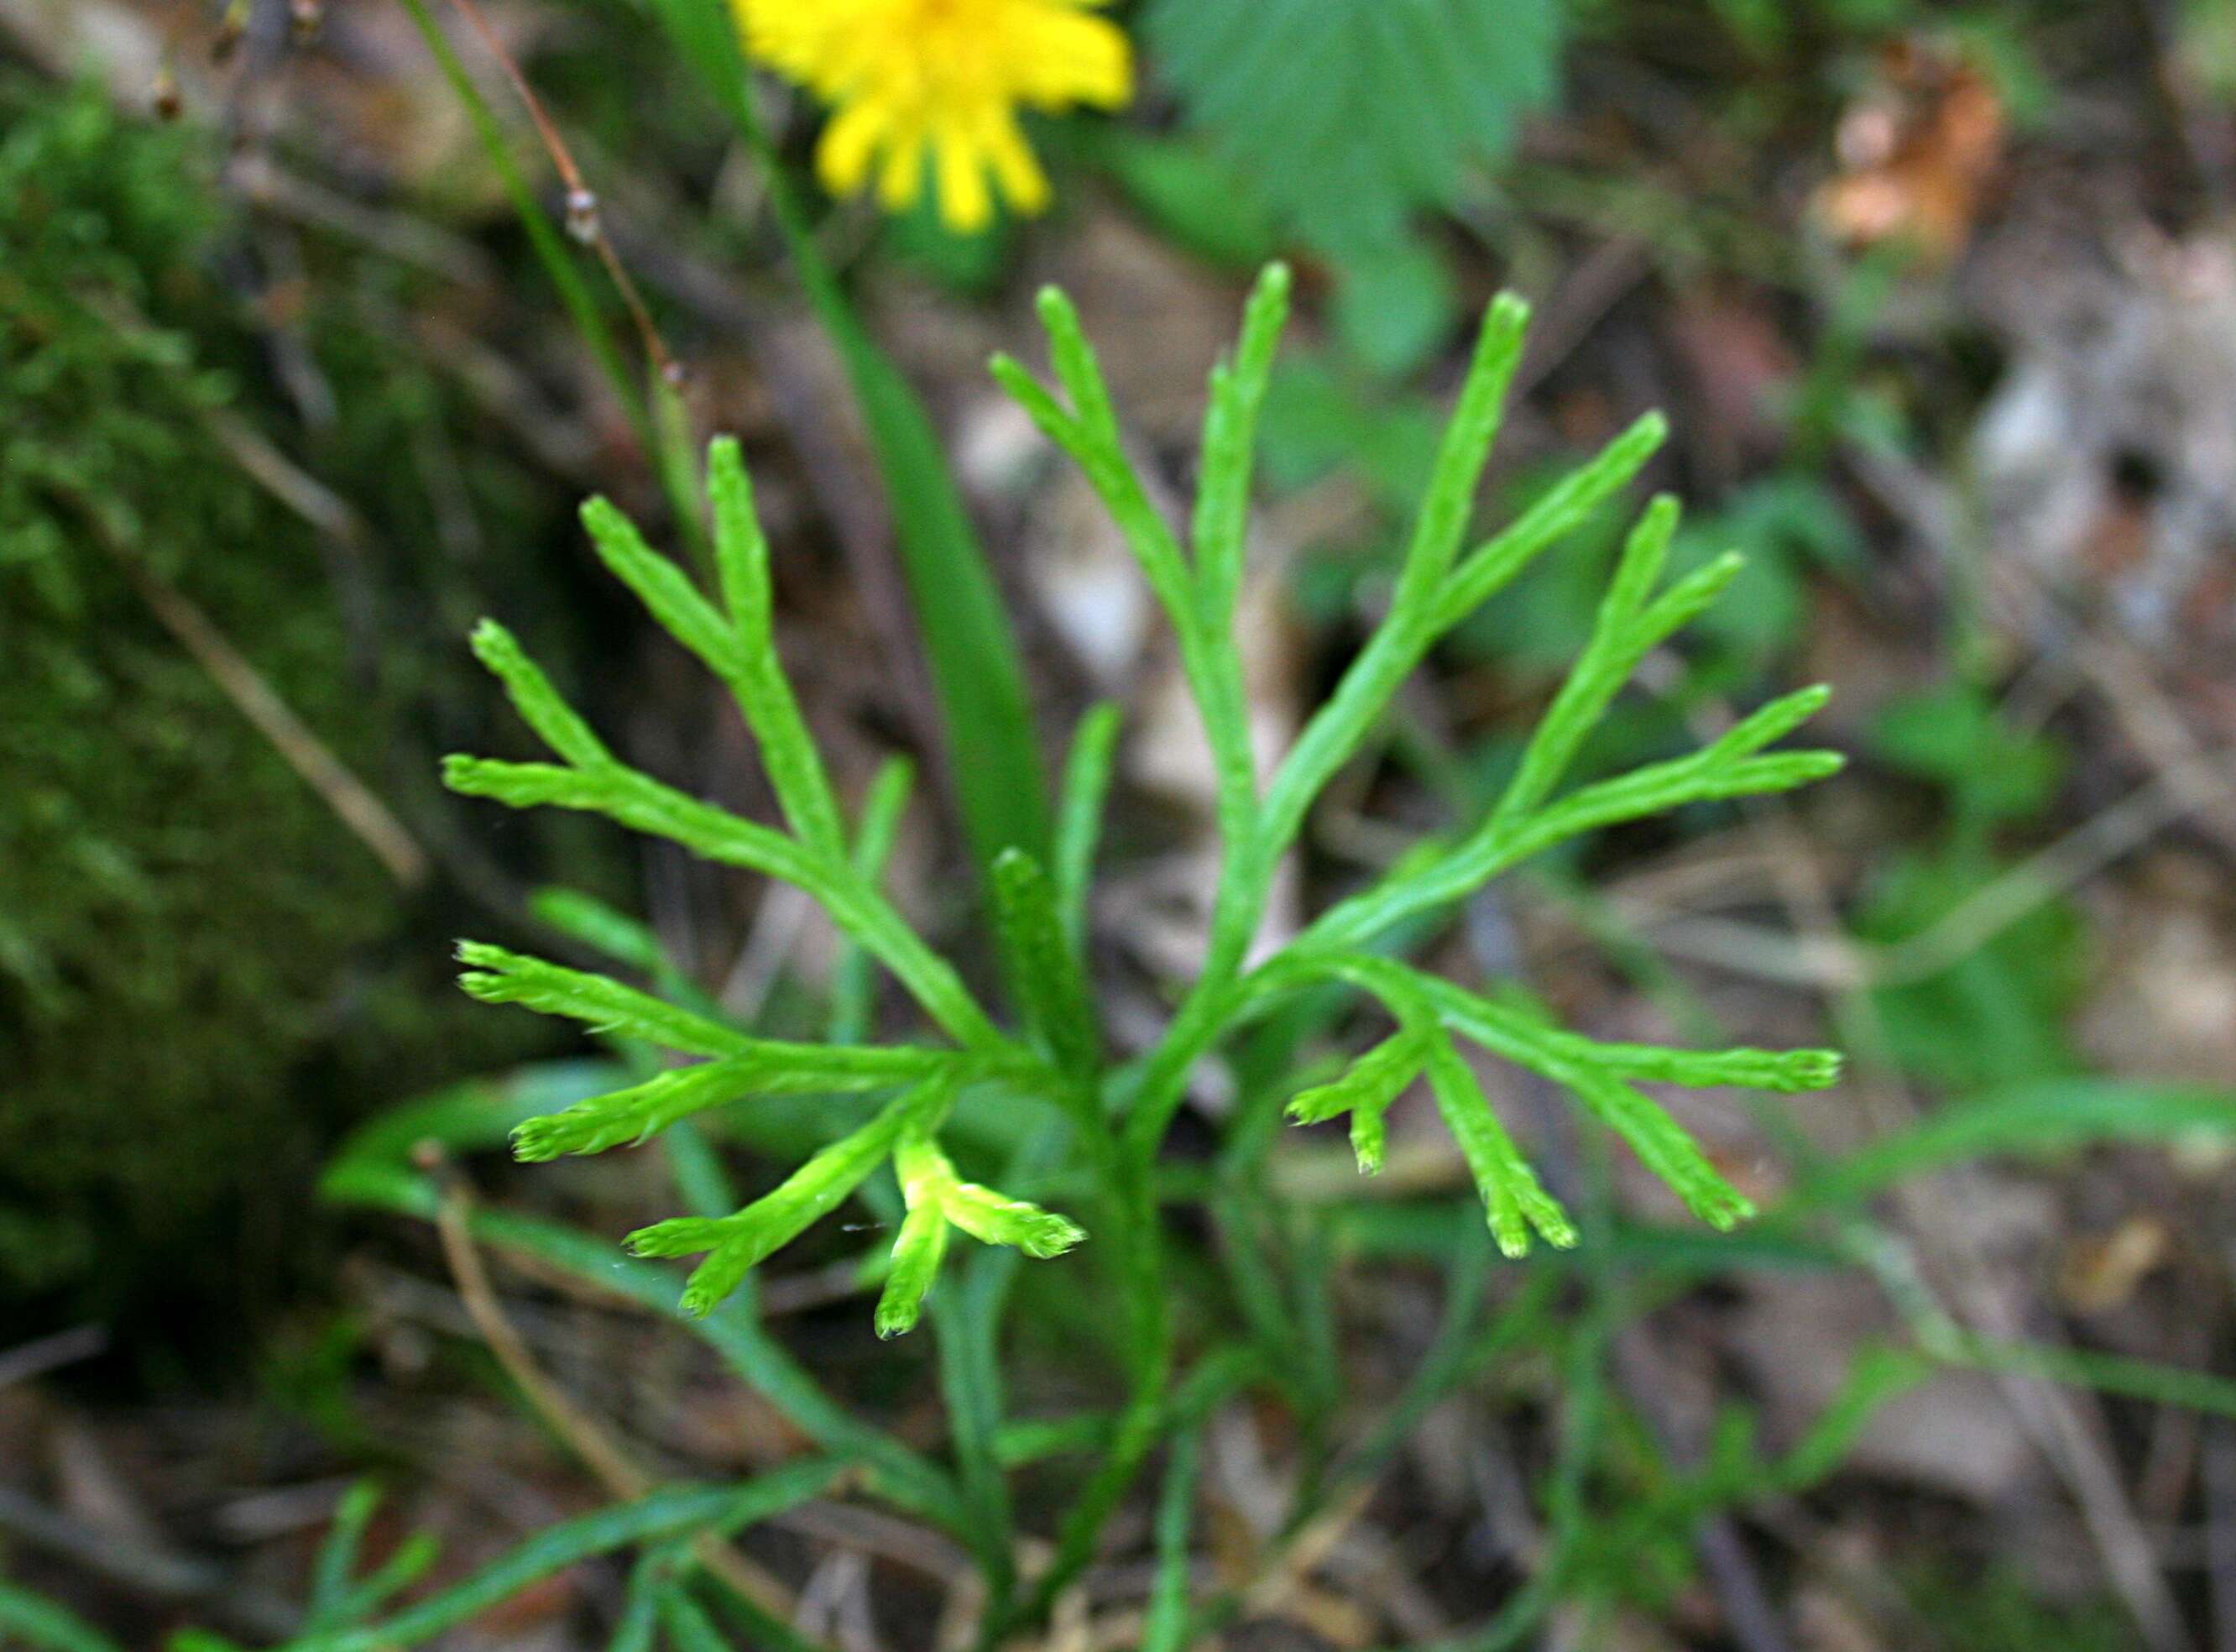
1800;1079;2236;1208
0;1586;126;1652
321;1158;966;1529
1054;703;1123;954
295;1467;842;1651
1139;1425;1206;1652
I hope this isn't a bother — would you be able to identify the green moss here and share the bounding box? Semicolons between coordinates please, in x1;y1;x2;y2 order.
0;81;385;1303
0;78;573;1325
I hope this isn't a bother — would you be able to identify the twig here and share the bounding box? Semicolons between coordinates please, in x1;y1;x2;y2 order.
1633;745;2236;990
430;1162;799;1616
773;1499;972;1581
433;0;677;385
2076;635;2236;863
79;504;428;888
1731;791;2196;1652
201;402;370;548
227;149;499;288
0;1326;107;1390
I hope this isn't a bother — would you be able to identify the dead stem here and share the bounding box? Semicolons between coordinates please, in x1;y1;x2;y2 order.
431;1158;802;1619
79;506;428;888
436;0;679;386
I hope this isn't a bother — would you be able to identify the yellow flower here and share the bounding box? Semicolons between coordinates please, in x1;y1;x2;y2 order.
735;0;1131;233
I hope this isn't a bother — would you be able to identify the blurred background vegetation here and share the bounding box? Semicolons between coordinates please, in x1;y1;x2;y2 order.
3;1;2235;1647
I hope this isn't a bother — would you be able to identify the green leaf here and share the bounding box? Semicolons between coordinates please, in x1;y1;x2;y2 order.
1394;965;1842;1096
1563;1067;1754;1231
468;620;613;772
323;1060;633;1181
1089;130;1282;269
1001;295;1193;629
875;1169;953;1340
1139;1425;1205;1652
1399;292;1531;593
512;1044;948;1163
1421;1035;1575;1257
608;1556;668;1652
659;1567;830;1652
1489;494;1682;829
1937;1330;2236;1422
1303;731;1842;953
1857;844;2082;1091
1260;298;1544;854
942;1181;1087;1258
830;756;916;1044
1872;681;2065;826
1261;354;1445;509
1330;233;1461;378
445;735;1000;1051
457;942;753;1058
290;1467;844;1652
581;494;745;681
1800;1080;2236;1208
875;1127;1088;1340
528;887;670;976
1285;1026;1431;1175
1707;682;1837;761
306;1482;382;1626
1434;412;1669;630
705;437;847;856
312;1534;441;1635
1053;703;1123;955
877;1124;955;1337
1768;1348;1930;1491
990;848;1102;1077
1145;0;1565;252
1194;262;1292;630
0;1586;126;1652
628;1079;948;1315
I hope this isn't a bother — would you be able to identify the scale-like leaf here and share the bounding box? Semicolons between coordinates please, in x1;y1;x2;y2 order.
1286;1026;1431;1174
457;942;753;1059
512;1044;946;1162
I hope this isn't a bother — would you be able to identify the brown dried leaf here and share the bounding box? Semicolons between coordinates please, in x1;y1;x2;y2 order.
1814;37;2005;262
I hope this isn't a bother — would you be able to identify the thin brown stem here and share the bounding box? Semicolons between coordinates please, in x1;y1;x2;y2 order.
432;1164;801;1617
436;0;678;384
80;506;429;888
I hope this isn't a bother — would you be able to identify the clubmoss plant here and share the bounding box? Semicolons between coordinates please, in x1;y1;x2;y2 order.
452;264;1838;1300
442;262;1843;1630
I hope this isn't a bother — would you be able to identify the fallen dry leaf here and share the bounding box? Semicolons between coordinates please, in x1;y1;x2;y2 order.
2056;1214;2172;1315
1814;35;2006;262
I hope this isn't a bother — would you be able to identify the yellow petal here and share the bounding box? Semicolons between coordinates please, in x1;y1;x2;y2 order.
1013;7;1131;108
980;109;1050;216
878;127;927;212
738;0;1135;227
934;123;994;233
817;98;888;196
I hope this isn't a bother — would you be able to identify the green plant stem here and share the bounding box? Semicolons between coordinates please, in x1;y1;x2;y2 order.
999;1347;1257;1637
674;20;1053;886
